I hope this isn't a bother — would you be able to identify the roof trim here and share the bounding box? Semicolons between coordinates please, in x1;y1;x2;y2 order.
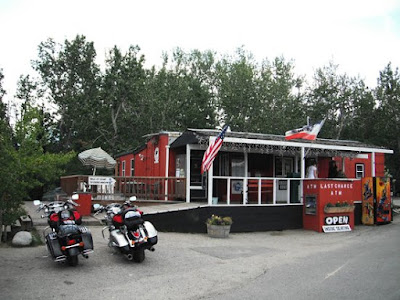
171;128;393;154
223;137;393;154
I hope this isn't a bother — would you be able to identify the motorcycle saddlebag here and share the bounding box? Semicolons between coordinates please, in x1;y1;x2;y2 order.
46;234;63;258
79;227;94;251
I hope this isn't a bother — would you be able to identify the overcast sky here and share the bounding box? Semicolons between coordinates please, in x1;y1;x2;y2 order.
1;0;399;104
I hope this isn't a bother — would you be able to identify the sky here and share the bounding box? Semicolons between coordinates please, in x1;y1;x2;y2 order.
1;0;399;106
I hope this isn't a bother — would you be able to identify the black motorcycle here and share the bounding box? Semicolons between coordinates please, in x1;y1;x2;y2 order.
34;199;94;266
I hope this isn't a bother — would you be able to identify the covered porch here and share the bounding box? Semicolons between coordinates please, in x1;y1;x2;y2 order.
171;129;393;206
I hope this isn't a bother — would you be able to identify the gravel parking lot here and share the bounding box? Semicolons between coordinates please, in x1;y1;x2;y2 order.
1;201;399;299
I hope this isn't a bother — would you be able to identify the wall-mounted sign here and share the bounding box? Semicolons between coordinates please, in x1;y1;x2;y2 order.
278;180;287;190
154;147;159;164
89;176;116;185
232;180;243;194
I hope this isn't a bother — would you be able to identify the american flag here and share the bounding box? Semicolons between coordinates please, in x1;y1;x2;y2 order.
201;125;229;174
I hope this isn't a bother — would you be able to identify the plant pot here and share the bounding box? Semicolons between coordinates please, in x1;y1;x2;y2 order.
206;224;231;238
324;206;355;214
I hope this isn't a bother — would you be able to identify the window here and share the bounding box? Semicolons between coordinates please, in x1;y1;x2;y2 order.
231;154;245;176
190;151;203;186
355;164;364;178
130;159;134;176
122;161;126;177
274;156;294;177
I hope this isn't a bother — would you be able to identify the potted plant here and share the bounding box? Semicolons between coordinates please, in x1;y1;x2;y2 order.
206;215;233;238
324;201;355;213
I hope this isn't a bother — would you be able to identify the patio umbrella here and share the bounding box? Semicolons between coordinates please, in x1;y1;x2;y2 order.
78;147;116;175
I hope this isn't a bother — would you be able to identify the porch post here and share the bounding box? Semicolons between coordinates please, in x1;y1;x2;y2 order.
207;164;213;205
186;144;191;203
301;147;306;178
164;145;169;201
244;152;248;204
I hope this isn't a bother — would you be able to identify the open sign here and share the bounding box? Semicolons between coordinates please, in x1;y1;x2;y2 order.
325;215;349;225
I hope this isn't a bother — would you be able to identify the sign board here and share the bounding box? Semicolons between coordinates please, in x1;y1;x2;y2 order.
232;180;243;194
89;176;116;185
322;225;351;233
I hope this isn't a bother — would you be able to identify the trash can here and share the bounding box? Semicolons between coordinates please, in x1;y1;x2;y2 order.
212;197;218;205
19;215;33;231
74;192;92;216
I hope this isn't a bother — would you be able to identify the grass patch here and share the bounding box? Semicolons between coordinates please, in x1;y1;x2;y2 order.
31;228;44;246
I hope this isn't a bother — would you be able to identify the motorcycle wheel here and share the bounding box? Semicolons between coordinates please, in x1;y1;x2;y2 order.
133;249;145;263
67;255;79;266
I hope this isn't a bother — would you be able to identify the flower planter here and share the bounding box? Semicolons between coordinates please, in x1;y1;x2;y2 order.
206;224;231;238
324;206;355;214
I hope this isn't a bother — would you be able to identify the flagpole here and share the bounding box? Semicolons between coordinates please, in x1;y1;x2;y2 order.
207;137;213;205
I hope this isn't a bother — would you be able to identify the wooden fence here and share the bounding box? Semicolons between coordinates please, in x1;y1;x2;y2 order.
60;175;186;201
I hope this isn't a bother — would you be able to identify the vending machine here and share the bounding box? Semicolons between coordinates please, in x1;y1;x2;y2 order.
361;177;392;225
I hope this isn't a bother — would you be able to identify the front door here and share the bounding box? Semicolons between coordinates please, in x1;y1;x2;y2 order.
275;157;294;203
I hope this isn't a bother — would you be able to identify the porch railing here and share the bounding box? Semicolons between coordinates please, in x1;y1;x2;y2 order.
60;175;186;201
212;176;303;205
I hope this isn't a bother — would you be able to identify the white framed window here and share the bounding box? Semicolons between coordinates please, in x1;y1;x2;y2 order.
122;161;126;177
355;163;364;178
130;159;134;176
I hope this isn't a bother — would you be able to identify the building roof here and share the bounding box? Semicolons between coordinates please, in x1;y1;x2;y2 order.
170;128;393;157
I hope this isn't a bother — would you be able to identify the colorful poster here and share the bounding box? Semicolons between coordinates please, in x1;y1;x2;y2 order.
361;177;374;225
375;177;391;223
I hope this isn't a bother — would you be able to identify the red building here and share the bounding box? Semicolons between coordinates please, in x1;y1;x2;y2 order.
115;132;181;178
114;129;393;232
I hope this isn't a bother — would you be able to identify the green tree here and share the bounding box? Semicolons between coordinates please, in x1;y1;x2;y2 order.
100;45;147;154
14;74;76;199
148;49;217;131
306;62;362;139
256;56;305;134
374;63;400;193
32;35;102;152
215;48;259;132
216;49;304;134
0;69;25;243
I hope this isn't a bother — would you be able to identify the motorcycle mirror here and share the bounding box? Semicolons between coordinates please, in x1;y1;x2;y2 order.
33;200;41;206
68;199;79;206
129;196;137;201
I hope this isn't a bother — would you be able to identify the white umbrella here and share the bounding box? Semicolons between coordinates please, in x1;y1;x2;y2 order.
78;147;116;175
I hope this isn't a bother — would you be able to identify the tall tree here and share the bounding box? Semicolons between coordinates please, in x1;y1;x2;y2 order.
306;62;360;139
100;45;147;154
374;63;400;192
215;48;259;131
32;35;102;152
256;56;305;134
0;69;24;243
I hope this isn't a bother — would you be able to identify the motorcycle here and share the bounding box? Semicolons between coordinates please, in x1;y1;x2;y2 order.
34;199;94;266
96;200;157;263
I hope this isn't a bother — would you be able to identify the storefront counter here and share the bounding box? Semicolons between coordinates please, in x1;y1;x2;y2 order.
303;179;357;232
